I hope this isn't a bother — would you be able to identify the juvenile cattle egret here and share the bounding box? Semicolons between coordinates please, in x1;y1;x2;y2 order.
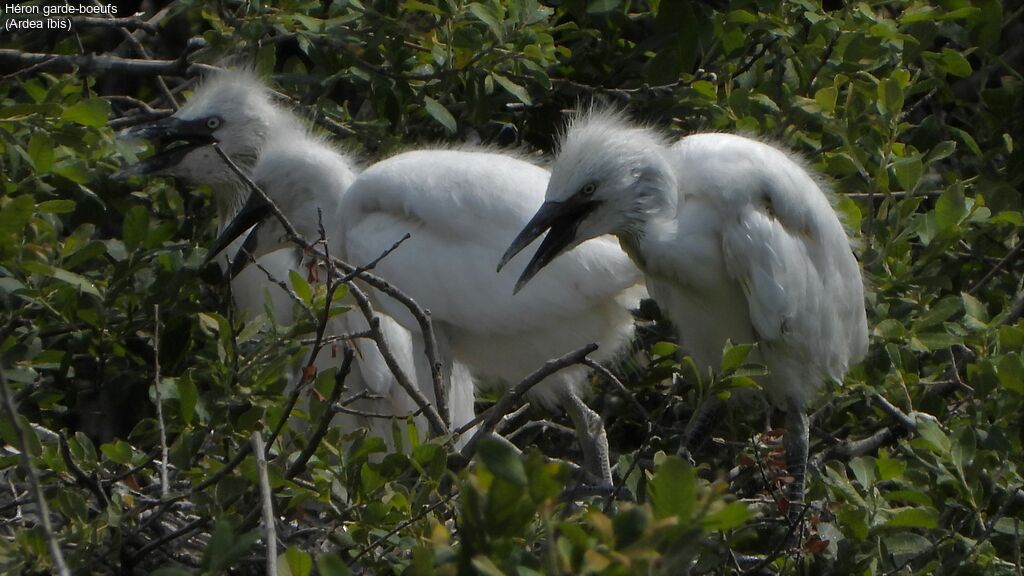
215;148;646;486
501;109;868;520
118;72;439;447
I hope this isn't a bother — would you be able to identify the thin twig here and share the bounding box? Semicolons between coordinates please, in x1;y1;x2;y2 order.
285;345;355;478
250;432;277;576
459;343;599;460
73;15;156;33
0;49;210;77
968;237;1024;295
153;304;170;497
0;368;70;576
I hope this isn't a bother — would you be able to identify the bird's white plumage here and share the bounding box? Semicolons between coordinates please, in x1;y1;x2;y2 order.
513;108;869;511
252;146;645;483
125;71;440;449
339;150;645;407
545;111;867;408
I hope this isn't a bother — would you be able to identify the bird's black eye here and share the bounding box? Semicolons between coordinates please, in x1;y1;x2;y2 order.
580;183;597;197
206;117;222;130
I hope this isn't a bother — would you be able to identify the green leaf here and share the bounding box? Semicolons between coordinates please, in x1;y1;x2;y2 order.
850;456;876;489
925;141;956;164
877;77;903;117
178;377;198;426
492;73;532;105
935;186;969;232
101;440;135;465
468;3;503;40
952;427;976;471
283;547;312;576
123;205;150;251
702;501;750;531
38;200;76;214
423;96;456;133
885;507;938;529
939;48;972;77
28;133;55;173
892;155;922;192
477;436;527;487
650;456;696;520
997;353;1024;394
915;416;950;455
720;341;753;373
403;1;444;16
316;553;350;576
289;269;313;305
814;86;838;115
62;98;111;127
0;195;35;239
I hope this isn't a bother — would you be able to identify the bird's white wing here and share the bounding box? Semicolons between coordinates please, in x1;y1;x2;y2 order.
340;150;643;334
698;139;867;394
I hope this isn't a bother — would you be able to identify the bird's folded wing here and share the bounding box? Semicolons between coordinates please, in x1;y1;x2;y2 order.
340;154;643;333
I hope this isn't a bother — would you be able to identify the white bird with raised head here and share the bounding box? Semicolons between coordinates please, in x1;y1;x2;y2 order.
500;109;868;520
118;72;438;448
215;148;646;486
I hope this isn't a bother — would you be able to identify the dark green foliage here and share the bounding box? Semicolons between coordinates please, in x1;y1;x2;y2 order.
1;0;1021;573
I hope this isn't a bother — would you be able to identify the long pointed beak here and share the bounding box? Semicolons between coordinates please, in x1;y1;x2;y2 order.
498;199;598;294
114;116;215;179
204;192;273;271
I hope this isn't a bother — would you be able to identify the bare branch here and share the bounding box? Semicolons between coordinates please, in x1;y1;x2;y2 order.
153;304;170;497
250;432;277;576
459;343;599;460
73;15;157;34
0;49;212;78
285;345;355;479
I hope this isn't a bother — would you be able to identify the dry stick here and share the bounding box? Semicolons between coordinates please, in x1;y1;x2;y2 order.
86;0;179;109
210;144;449;436
583;357;651;421
153;304;170;497
968;237;1024;295
0;368;70;576
458;343;599;461
346;285;448;435
250;432;277;576
73;15;157;33
0;49;212;77
285;345;355;479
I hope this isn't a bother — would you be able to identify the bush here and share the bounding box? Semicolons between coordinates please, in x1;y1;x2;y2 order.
1;0;1021;574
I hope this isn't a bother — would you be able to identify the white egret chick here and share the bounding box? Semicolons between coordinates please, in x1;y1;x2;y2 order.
117;71;307;326
500;109;868;520
119;72;436;448
215;148;646;486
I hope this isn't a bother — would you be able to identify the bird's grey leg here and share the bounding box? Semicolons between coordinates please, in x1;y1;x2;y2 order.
562;391;613;488
678;397;725;464
783;402;810;532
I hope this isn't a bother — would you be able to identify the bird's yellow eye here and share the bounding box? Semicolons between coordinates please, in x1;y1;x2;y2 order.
580;183;597;197
206;117;222;130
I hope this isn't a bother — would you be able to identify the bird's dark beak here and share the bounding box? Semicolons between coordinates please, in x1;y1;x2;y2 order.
204;192;273;276
114;116;216;179
498;198;599;294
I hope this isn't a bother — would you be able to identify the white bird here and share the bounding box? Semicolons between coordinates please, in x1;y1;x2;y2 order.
118;72;436;449
500;109;868;520
215;148;646;486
